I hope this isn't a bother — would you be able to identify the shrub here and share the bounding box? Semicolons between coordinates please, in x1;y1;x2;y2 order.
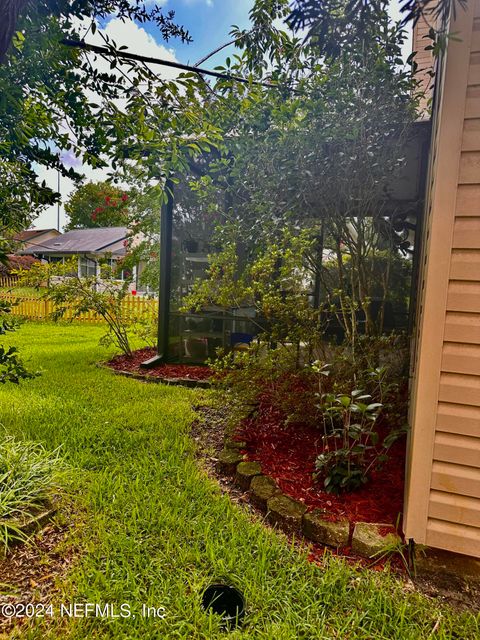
182;226;324;353
0;298;36;384
210;344;320;430
0;255;38;277
312;362;407;494
211;332;409;494
17;259;150;357
47;269;135;356
0;436;64;549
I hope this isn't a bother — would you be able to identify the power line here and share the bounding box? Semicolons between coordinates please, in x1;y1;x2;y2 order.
61;39;295;93
193;29;257;67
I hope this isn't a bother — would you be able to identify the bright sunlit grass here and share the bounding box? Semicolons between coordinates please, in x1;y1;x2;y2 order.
0;286;45;298
0;323;477;639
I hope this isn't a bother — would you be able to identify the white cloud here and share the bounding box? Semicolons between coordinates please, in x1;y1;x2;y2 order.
182;0;214;6
32;18;180;230
92;16;178;77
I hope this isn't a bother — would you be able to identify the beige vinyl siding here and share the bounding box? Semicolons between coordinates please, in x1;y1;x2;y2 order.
413;13;436;116
404;1;480;558
429;4;480;554
438;373;480;407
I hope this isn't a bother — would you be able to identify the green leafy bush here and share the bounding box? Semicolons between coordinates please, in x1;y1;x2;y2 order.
0;299;36;384
312;362;407;494
18;259;148;357
182;226;323;350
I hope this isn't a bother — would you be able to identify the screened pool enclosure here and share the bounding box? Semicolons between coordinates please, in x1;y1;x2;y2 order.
143;122;431;366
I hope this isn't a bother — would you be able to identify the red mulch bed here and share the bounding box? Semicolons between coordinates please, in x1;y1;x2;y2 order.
108;347;213;380
238;390;406;529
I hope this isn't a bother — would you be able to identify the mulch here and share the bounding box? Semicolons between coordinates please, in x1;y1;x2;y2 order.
191;403;480;611
191;403;387;567
107;348;213;380
239;391;406;527
0;519;74;636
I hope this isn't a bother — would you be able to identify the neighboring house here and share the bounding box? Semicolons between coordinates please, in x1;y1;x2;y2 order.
13;228;61;251
404;2;480;559
18;227;144;290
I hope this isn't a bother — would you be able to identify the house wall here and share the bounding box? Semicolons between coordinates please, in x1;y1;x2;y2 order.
412;6;437;118
404;1;480;557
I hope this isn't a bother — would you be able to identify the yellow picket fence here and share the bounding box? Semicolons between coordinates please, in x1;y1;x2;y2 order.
0;292;158;324
0;276;19;288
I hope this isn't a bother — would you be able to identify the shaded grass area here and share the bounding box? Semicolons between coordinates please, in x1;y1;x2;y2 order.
0;323;478;639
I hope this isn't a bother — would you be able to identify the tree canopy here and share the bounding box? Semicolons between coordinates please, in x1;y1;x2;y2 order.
0;0;190;64
286;0;466;57
0;0;191;255
64;181;130;230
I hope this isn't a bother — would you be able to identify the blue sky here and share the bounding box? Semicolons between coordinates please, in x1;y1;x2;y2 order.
137;0;407;67
152;0;254;67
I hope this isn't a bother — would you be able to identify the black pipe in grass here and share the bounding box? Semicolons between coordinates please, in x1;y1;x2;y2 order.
201;583;245;630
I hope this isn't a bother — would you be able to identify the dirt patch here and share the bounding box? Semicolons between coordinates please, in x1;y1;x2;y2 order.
413;572;480;611
190;404;250;508
0;517;75;636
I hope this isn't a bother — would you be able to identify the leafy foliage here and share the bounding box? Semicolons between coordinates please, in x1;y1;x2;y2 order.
287;0;467;57
313;376;405;493
183;227;322;348
0;299;35;384
314;385;385;493
310;335;409;493
181;2;418;344
18;259;147;356
0;0;192;237
49;277;134;357
176;6;415;497
0;0;190;63
0;254;37;277
64;181;130;230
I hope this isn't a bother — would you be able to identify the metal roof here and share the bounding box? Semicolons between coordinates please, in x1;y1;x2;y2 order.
20;227;128;255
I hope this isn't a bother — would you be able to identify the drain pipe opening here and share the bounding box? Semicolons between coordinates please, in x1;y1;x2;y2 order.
201;583;245;630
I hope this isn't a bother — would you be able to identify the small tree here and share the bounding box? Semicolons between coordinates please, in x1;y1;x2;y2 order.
50;273;134;356
65;182;130;230
19;260;138;356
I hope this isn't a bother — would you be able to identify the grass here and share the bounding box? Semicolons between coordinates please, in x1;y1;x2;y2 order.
0;323;478;639
0;286;45;298
0;436;63;548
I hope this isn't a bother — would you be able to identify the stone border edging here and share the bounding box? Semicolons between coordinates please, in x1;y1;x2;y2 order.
0;502;57;543
217;439;401;560
96;362;213;389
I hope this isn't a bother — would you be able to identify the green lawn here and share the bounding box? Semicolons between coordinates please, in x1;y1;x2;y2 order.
0;323;478;639
0;286;45;298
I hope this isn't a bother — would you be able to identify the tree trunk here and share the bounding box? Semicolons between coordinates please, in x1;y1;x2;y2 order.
0;0;29;63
